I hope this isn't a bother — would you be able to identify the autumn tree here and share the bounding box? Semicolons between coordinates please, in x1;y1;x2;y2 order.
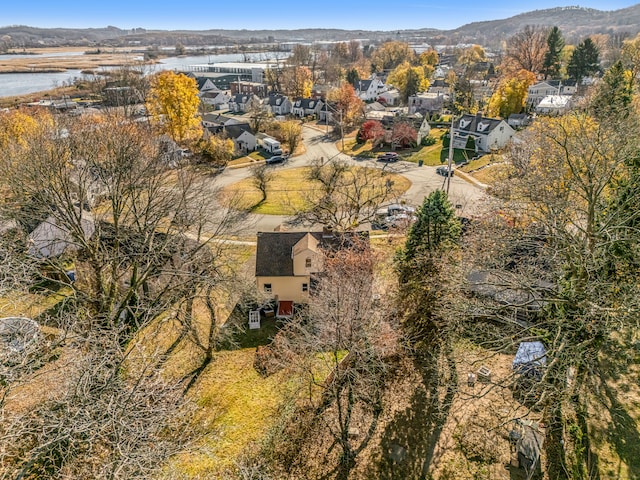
147;71;202;143
622;32;640;88
391;121;417;148
505;25;548;74
281;66;313;98
326;83;364;133
419;49;439;68
358;119;385;146
567;37;601;82
542;26;565;79
196;134;235;168
371;41;415;71
288;44;312;67
457;45;486;74
387;61;430;103
487;69;537;118
482;112;640;476
279;119;302;155
345;68;360;86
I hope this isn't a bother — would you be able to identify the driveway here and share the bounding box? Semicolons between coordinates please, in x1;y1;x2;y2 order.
215;127;489;234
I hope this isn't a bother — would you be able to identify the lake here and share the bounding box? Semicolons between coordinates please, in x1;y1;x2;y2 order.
0;51;288;98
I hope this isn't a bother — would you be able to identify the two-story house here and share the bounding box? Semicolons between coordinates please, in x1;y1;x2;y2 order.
265;94;292;115
353;77;387;101
255;231;369;315
292;98;324;117
228;93;260;113
452;113;515;153
527;80;577;107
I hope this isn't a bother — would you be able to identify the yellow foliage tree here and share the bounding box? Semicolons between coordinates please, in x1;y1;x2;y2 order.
371;41;416;71
487;69;536;119
279;120;303;155
0;109;52;150
327;83;364;128
282;66;313;98
197;135;235;167
419;49;439;68
387;61;430;103
147;71;202;143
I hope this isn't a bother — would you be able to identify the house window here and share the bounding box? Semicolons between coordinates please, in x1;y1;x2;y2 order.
302;283;309;292
305;258;312;268
264;283;272;293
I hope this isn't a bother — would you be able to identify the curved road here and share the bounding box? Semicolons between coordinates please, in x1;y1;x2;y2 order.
215;126;489;234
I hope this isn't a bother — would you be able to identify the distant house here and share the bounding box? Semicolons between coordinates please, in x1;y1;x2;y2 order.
353;77;387;101
535;95;572;115
377;89;400;106
452;113;514;153
408;92;447;115
255;231;369;309
264;94;292;115
428;79;450;95
202;113;241;131
200;90;231;110
230;81;268;98
507;113;532;129
228;94;260;113
527;80;577;107
292;98;324;117
223;123;256;154
194;76;220;93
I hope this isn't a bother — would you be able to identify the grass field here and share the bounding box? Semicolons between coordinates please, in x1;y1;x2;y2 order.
220;166;412;215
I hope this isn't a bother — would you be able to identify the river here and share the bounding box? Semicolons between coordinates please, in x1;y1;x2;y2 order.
0;51;287;98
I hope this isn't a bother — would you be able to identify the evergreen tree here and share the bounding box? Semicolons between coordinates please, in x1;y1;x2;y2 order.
543;26;565;79
591;60;633;120
346;68;360;86
567;38;600;82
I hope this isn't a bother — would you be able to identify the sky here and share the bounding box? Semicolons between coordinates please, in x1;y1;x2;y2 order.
2;1;639;31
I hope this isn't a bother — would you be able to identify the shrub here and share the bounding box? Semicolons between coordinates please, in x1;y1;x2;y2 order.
422;135;437;146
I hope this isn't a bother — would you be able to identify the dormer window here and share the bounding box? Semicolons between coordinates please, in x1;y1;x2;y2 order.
477;122;488;132
309;101;315;108
459;119;469;128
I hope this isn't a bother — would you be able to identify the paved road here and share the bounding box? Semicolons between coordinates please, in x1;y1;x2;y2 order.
215;126;489;234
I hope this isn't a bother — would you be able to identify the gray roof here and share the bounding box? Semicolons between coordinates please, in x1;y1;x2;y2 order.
202;113;236;125
266;94;289;106
28;213;95;259
293;98;322;109
454;114;504;135
354;79;373;91
255;231;368;277
224;123;254;140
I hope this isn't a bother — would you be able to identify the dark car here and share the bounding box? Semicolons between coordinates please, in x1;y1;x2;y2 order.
377;152;399;162
436;165;454;177
266;155;286;165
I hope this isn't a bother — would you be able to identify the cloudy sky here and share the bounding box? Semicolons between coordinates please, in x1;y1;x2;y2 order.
3;1;639;31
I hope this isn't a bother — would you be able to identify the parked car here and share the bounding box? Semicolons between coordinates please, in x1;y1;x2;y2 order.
266;155;286;165
436;165;454;177
384;213;417;229
377;152;399;162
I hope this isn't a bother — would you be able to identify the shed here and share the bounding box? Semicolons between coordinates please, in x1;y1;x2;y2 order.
513;341;546;378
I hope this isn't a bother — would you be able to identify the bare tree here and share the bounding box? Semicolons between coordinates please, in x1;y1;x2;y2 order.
250;163;275;206
266;242;397;480
505;25;549;74
292;158;399;231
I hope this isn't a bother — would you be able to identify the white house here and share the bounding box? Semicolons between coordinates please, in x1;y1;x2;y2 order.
353;77;387;101
200;90;231;110
224;123;256;155
428;79;450;95
452;113;515;153
377;89;400;106
527;80;577;107
292;98;324;117
228;94;260;113
202;113;241;130
535;95;572;115
265;94;292;115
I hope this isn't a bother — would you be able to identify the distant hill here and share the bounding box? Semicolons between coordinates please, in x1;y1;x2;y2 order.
445;5;640;46
2;4;640;48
